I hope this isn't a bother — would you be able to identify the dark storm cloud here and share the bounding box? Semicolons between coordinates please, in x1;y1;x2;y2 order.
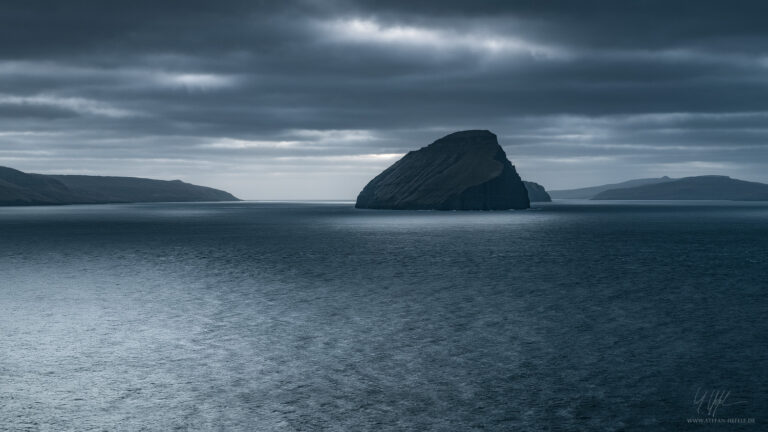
1;0;767;198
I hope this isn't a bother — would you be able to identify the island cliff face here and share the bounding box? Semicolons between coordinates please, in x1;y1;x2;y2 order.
355;130;530;210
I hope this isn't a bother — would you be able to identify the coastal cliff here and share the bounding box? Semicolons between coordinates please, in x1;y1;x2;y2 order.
523;181;552;202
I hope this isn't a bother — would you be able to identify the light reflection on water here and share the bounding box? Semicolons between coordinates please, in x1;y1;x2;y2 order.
1;201;766;431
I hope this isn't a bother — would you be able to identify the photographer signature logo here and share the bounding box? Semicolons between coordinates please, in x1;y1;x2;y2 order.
693;388;747;418
687;388;755;425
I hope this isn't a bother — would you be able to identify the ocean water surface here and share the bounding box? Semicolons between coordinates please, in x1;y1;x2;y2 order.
1;201;766;431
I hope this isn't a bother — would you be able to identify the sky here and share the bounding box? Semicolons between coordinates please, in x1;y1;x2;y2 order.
2;0;768;199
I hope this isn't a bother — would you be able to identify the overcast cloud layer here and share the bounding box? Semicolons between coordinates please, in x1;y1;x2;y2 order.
2;0;768;199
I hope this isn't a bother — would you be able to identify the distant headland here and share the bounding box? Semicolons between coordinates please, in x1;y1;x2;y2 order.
0;166;239;206
591;175;768;201
549;177;673;199
552;175;768;201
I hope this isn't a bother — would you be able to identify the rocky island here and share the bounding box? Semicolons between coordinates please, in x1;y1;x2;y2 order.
355;130;530;210
0;166;238;206
523;181;551;202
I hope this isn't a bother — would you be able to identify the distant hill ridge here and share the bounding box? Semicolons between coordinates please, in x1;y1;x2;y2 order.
550;177;674;199
592;175;768;201
0;166;239;206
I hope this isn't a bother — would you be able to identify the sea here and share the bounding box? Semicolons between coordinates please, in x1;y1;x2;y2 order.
1;201;766;431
